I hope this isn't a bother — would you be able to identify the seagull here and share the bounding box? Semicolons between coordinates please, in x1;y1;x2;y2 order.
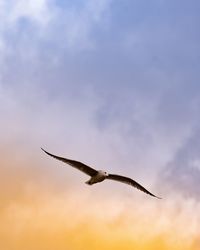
41;148;161;199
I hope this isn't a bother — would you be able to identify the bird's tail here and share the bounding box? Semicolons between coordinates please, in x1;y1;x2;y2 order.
85;180;93;185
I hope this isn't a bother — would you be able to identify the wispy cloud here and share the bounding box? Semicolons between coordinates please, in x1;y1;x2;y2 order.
0;0;200;249
0;0;113;56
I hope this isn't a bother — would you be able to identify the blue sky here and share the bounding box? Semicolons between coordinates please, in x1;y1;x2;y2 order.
1;0;200;186
1;1;200;249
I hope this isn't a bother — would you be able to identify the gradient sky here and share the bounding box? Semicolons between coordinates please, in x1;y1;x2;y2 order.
1;1;200;249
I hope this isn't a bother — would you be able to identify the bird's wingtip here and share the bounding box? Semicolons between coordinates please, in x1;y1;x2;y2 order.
41;147;47;153
154;195;162;199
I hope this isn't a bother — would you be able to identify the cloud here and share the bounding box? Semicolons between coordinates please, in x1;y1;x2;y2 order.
0;0;199;190
0;173;200;250
4;0;51;25
0;1;200;249
52;0;113;50
1;77;200;249
158;127;200;200
0;0;113;57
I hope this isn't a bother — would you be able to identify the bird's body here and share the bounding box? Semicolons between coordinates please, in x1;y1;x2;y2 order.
85;170;108;185
41;148;161;199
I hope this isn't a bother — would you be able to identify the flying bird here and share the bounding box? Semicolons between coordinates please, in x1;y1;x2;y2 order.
41;148;161;199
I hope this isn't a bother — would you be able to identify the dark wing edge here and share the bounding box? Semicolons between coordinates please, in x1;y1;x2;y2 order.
107;174;161;199
41;148;97;176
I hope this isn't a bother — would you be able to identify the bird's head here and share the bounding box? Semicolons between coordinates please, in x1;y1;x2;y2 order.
98;170;109;177
104;171;109;177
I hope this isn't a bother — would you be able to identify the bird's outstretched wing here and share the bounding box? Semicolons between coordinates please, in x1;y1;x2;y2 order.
41;148;98;177
107;174;161;199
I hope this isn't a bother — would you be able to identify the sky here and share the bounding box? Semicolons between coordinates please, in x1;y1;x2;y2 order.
0;0;200;249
